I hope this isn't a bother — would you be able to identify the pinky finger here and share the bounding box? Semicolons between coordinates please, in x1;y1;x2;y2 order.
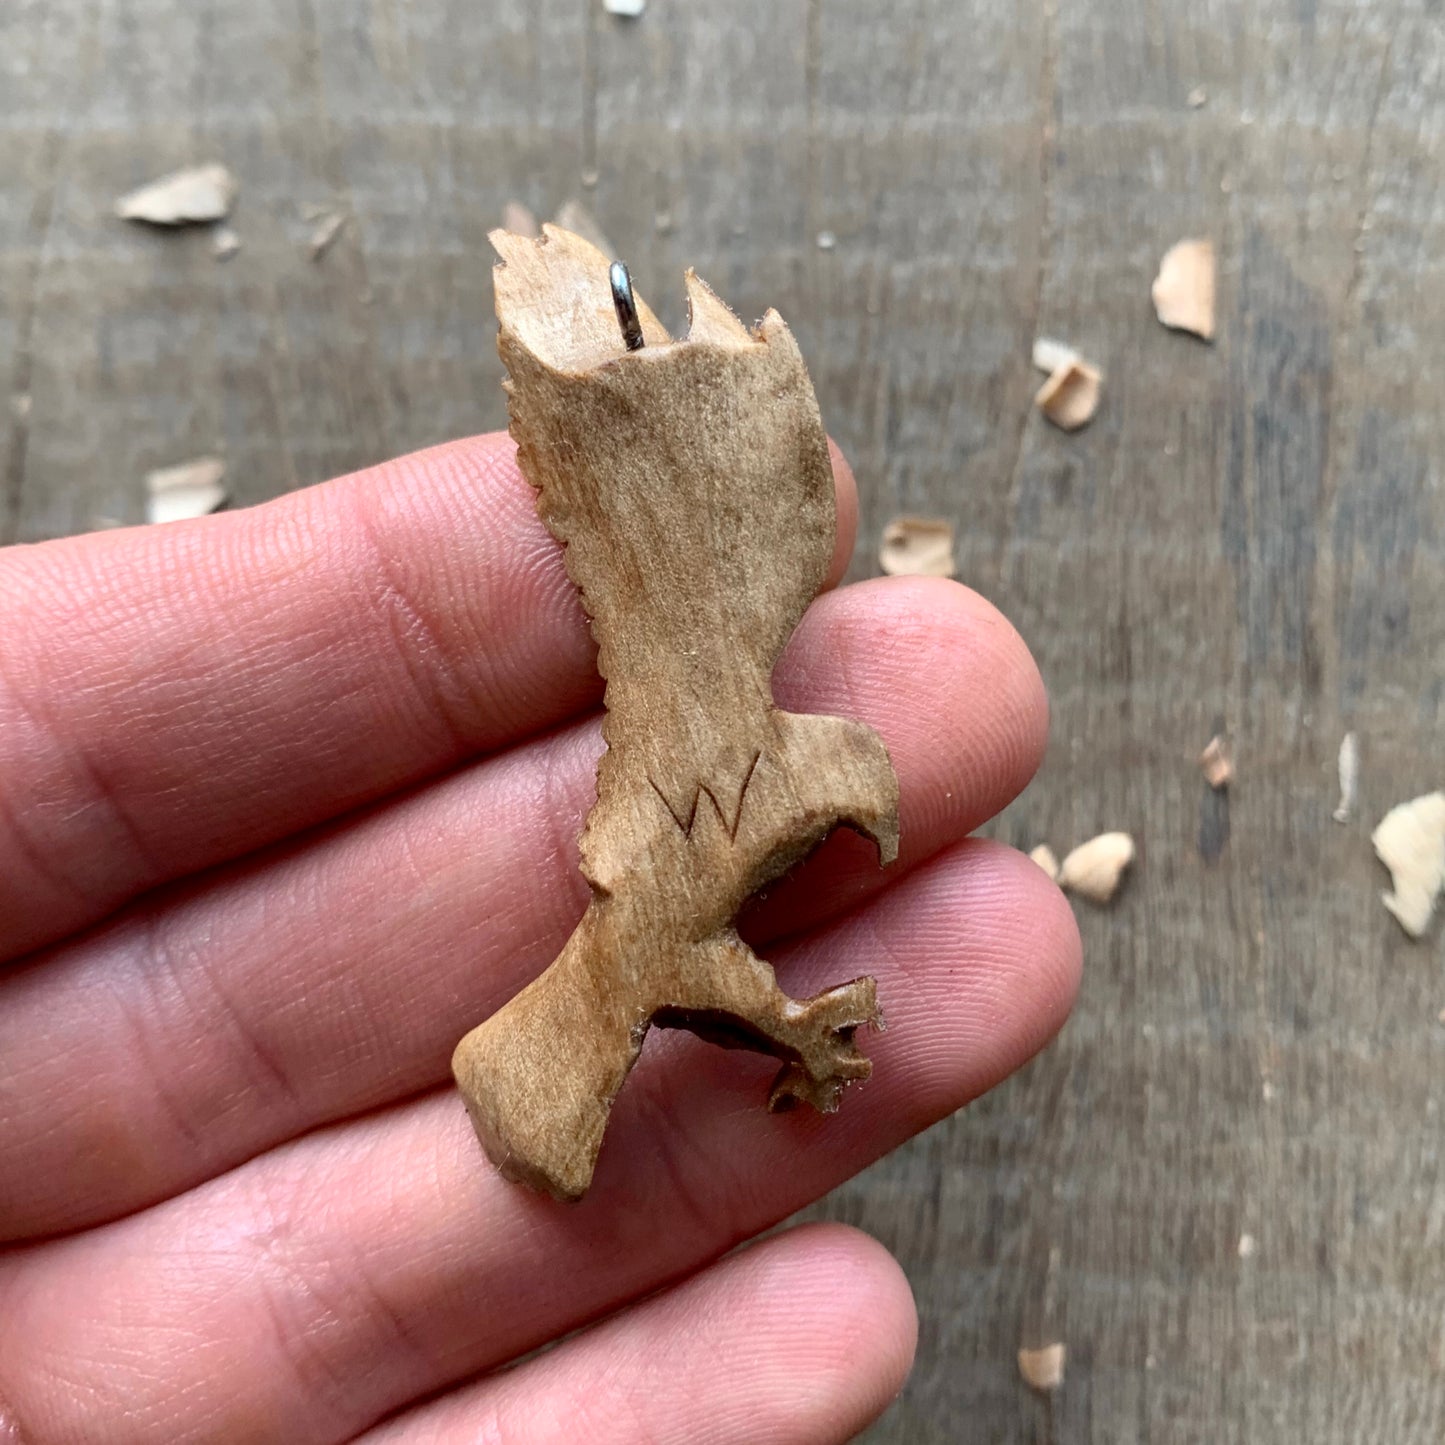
358;1224;917;1445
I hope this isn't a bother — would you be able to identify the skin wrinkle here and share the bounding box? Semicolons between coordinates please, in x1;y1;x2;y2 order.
109;927;211;1159
0;753;92;923
352;444;599;749
343;484;479;761
177;916;308;1124
250;1240;362;1439
531;718;597;896
0;654;146;921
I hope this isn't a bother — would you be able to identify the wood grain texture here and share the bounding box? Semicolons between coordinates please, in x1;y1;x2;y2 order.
4;0;1443;1437
452;226;898;1199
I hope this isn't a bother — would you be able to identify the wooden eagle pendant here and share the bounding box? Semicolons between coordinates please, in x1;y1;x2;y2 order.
451;225;900;1200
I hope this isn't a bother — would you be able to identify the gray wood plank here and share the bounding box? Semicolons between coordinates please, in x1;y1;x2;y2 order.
2;0;1442;1439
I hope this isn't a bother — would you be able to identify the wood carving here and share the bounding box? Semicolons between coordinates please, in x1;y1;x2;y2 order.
451;226;900;1200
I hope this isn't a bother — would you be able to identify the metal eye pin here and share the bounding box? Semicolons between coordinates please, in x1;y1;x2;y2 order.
609;260;646;352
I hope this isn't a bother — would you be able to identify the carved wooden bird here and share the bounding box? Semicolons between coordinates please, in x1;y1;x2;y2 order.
452;226;900;1200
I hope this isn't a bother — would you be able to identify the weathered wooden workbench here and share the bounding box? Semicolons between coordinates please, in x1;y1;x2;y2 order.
3;1;1442;1438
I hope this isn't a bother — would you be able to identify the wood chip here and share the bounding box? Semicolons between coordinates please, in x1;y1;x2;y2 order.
879;516;956;577
309;211;347;260
1238;1233;1257;1258
1059;832;1135;904
1333;732;1359;823
603;0;646;14
1372;792;1445;938
1018;1344;1065;1392
145;457;227;525
501;200;540;239
116;164;238;225
552;199;615;258
1188;85;1208;108
1152;239;1216;340
816;229;837;251
1199;735;1233;789
1035;357;1103;431
211;226;241;261
11;393;31;421
1029;845;1060;882
1031;336;1079;375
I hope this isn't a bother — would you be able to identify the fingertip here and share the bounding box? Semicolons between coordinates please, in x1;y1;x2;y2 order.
939;837;1082;1073
825;437;859;587
743;1223;919;1435
778;574;1050;831
785;1222;920;1378
816;836;1081;1118
989;840;1084;1046
886;575;1050;800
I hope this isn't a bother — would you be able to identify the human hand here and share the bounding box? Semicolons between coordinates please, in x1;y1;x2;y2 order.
0;434;1079;1443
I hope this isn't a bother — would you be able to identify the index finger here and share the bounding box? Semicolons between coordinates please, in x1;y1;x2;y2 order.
0;433;860;960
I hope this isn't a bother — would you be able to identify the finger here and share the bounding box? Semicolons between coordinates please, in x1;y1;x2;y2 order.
0;843;1079;1445
0;577;1046;1241
0;432;859;961
358;1224;915;1445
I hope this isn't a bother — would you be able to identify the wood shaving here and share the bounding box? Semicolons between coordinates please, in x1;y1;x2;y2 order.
1152;239;1216;340
502;200;540;238
1188;85;1208;108
145;457;227;525
816;230;837;251
1029;845;1060;882
1333;732;1359;823
552;199;615;258
1018;1344;1065;1392
1371;791;1445;938
878;516;956;578
1199;736;1233;789
1059;832;1135;904
116;164;238;225
1031;336;1079;375
604;0;647;15
1035;357;1103;431
309;211;347;260
211;226;241;261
